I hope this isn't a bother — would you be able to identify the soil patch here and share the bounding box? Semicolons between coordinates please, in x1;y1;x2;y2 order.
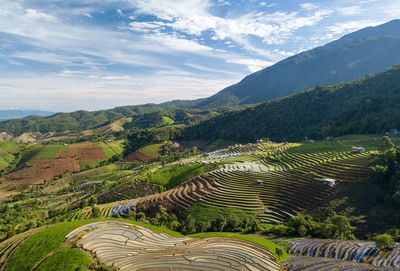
122;151;152;162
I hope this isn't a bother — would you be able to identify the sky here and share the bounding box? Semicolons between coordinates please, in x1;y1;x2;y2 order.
0;0;399;112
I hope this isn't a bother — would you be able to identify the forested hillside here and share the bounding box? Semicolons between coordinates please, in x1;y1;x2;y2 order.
196;19;400;108
184;65;400;142
0;101;210;135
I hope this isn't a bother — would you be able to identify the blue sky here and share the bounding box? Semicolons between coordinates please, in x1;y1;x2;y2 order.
0;0;399;112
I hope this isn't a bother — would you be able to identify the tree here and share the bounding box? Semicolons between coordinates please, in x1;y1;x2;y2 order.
88;196;97;205
136;212;146;222
324;215;353;239
275;247;284;259
297;225;307;237
392;190;400;207
79;199;88;209
213;216;226;232
92;207;100;218
195;221;210;233
379;136;395;152
226;215;241;231
374;234;393;250
182;215;196;234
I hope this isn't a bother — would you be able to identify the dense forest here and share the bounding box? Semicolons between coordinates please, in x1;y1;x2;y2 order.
184;65;400;142
0;106;221;135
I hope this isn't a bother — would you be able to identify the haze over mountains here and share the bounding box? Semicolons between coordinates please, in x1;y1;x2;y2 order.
1;19;400;136
0;110;54;121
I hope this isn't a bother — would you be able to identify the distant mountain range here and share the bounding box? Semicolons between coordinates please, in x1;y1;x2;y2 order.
185;65;400;142
1;19;400;135
0;110;54;121
195;19;400;108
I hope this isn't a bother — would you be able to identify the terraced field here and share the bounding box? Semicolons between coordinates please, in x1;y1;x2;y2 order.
285;256;397;270
77;175;218;219
97;179;160;204
203;171;332;223
289;239;400;268
200;142;371;223
66;221;282;271
77;141;372;224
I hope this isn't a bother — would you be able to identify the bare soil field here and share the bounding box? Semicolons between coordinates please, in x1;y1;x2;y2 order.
2;143;107;190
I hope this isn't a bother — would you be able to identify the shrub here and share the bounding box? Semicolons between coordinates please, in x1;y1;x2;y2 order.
374;234;393;250
136;212;146;222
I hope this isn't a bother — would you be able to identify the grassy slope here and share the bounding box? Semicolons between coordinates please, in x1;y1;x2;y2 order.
162;116;175;126
137;143;163;158
100;140;125;158
149;163;218;189
35;248;91;271
182;201;256;222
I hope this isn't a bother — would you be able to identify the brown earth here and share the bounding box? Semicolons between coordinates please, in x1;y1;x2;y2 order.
98;123;123;133
0;132;13;141
58;143;106;160
14;133;36;143
2;143;106;188
121;151;152;162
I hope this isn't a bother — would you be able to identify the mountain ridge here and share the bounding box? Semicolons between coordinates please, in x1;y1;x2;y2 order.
195;19;400;108
184;64;400;142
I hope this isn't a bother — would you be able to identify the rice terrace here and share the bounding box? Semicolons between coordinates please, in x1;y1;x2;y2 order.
1;3;400;270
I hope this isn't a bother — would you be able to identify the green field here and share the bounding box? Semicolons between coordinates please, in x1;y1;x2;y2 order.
161;116;175;126
115;117;133;126
0;141;20;170
79;159;103;169
137;143;163;158
36;248;91;271
100;140;125;158
149;163;218;189
32;145;67;159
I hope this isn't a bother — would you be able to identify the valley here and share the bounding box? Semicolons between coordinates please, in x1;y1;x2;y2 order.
0;131;399;270
0;11;400;270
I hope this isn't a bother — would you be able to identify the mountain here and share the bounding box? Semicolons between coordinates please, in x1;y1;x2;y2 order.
0;100;223;135
184;65;400;142
2;19;400;135
0;110;54;120
196;19;400;108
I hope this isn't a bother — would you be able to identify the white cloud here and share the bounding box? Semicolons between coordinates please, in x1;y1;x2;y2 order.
1;0;397;111
116;8;124;17
327;19;385;35
131;0;332;51
25;8;58;22
83;12;92;18
336;6;364;16
226;58;274;72
300;3;318;10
